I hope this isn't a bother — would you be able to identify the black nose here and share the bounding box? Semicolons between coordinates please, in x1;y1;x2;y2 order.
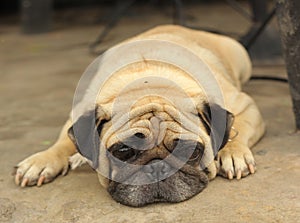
143;159;173;181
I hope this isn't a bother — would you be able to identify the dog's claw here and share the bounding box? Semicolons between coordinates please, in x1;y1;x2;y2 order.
21;178;29;187
227;171;233;180
236;170;242;180
248;164;255;174
15;173;21;185
37;176;45;187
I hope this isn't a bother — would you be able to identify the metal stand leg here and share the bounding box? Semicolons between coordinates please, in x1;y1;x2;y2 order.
89;0;137;54
277;0;300;130
240;7;276;50
20;0;53;34
251;0;267;22
89;0;185;54
173;0;185;25
239;0;276;50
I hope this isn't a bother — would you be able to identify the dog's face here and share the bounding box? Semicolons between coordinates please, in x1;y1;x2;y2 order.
106;134;209;207
68;97;233;207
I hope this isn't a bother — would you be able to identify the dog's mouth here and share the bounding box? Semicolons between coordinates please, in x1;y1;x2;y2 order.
107;161;209;207
105;135;210;207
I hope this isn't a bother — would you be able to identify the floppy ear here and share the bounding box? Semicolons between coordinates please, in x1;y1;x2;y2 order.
198;103;234;155
68;107;108;169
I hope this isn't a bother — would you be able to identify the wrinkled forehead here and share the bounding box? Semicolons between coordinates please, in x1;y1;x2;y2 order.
103;109;204;150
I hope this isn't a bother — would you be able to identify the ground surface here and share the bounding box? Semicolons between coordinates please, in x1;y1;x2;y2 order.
0;2;299;223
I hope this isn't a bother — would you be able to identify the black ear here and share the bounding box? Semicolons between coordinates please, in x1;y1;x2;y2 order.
198;103;234;155
68;107;107;169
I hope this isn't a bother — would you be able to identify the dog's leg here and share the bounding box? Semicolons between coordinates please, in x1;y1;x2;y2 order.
217;93;265;180
15;119;77;187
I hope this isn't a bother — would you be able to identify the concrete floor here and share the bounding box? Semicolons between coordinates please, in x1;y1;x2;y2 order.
0;2;299;223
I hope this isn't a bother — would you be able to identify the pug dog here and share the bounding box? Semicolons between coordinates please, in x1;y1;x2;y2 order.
14;25;265;207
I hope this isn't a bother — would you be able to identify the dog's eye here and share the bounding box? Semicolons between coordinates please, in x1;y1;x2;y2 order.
173;147;201;162
189;147;202;161
111;147;137;161
172;139;204;163
189;142;204;161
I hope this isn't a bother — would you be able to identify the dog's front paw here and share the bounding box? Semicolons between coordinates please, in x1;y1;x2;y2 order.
216;143;256;180
14;150;69;187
